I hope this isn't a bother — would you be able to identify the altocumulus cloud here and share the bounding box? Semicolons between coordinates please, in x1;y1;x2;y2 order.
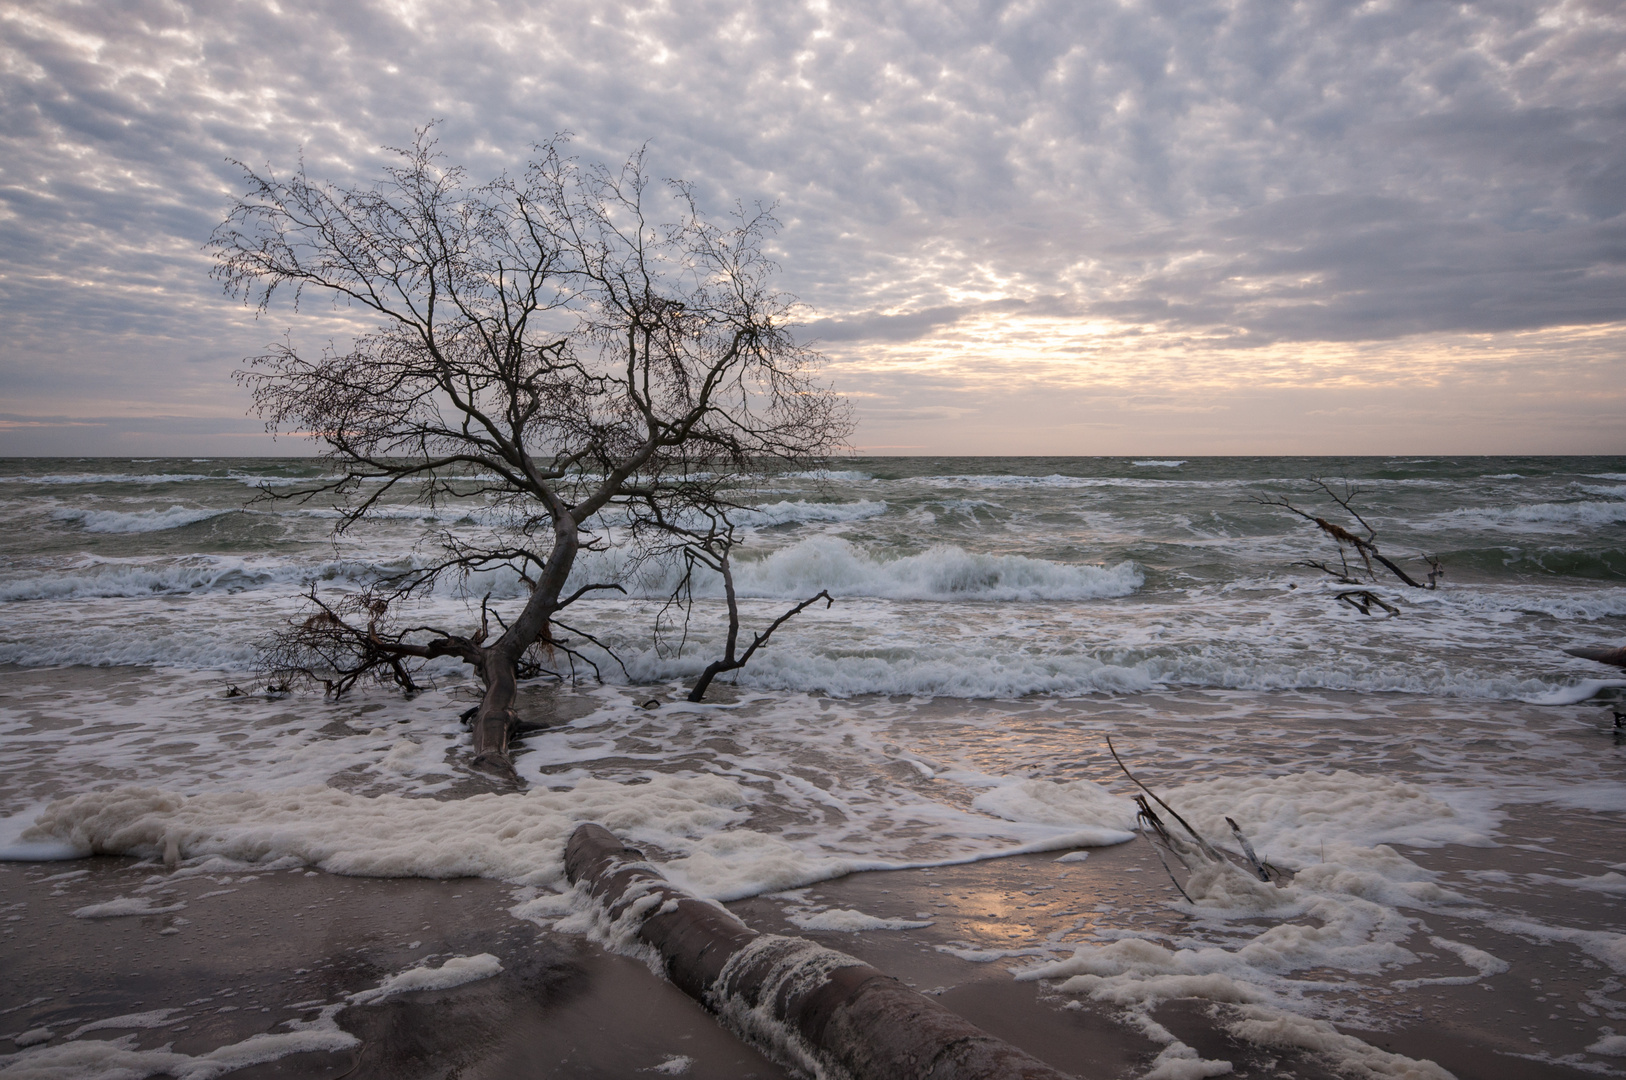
0;0;1622;452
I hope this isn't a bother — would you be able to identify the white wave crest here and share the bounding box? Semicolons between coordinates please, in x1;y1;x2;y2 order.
232;472;344;487
739;500;887;527
3;472;217;485
615;631;1606;701
0;555;399;602
1133;460;1186;468
781;469;872;482
937;473;1127;489
1445;585;1626;623
1440;500;1626;530
53;505;232;534
729;537;1143;601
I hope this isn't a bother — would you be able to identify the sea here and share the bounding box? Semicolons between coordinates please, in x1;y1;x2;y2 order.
1;455;1623;1077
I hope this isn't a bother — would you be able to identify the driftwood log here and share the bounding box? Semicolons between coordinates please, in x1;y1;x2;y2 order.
1565;645;1626;669
564;823;1074;1080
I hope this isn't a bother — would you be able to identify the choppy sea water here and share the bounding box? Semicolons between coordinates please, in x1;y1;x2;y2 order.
1;455;1623;1077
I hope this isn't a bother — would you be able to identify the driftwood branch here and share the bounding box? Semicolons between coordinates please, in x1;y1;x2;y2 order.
1255;477;1444;610
1337;590;1400;617
1108;737;1288;896
688;586;834;702
1106;735;1220;860
260;586;476;698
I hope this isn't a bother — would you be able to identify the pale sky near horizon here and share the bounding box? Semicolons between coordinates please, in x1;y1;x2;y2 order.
1;0;1623;457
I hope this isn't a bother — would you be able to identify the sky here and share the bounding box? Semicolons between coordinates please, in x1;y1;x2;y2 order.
1;0;1623;457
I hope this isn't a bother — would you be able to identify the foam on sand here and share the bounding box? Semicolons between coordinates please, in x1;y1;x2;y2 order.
0;954;500;1080
969;777;1138;836
64;1010;183;1040
20;779;753;889
1160;770;1495;867
71;895;188;919
786;909;934;931
15;751;1145;901
1223;1004;1452;1079
346;954;502;1004
1013;771;1516;1076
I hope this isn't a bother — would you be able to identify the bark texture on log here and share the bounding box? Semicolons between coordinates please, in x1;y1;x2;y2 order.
564;823;1076;1080
1566;645;1626;669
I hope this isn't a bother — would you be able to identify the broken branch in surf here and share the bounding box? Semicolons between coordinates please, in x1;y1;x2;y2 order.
1254;478;1444;610
1107;736;1289;897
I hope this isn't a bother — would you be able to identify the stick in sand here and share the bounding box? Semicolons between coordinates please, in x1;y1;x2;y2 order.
1226;816;1272;882
1106;735;1221;860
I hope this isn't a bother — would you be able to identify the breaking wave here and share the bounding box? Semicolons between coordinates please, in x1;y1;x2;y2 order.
0;555;400;601
5;472;218;486
781;469;872;482
52;505;234;534
726;537;1142;602
737;500;887;527
1437;500;1626;530
617;636;1604;701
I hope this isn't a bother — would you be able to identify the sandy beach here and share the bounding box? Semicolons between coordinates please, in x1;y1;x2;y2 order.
5;774;1620;1078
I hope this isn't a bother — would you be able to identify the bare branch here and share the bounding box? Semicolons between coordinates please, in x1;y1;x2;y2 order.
1254;478;1444;604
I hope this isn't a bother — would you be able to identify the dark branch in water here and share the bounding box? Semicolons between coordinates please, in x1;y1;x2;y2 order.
1226;816;1274;883
260;585;465;698
1109;737;1289;896
1134;797;1195;903
1337;590;1400;617
1254;477;1444;611
686;586;833;702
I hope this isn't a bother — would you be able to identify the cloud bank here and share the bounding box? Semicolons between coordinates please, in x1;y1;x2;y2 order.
1;0;1622;453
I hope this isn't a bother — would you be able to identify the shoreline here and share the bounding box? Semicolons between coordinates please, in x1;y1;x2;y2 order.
4;813;1619;1078
2;667;1624;1077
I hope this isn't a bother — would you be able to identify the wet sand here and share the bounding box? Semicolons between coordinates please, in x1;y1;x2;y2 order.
0;857;789;1079
4;812;1618;1080
3;671;1623;1077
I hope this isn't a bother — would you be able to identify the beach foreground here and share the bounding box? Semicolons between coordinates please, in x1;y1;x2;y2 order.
3;670;1623;1079
3;804;1618;1079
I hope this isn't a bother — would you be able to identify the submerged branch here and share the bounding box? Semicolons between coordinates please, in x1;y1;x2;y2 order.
1255;478;1445;609
687;587;834;702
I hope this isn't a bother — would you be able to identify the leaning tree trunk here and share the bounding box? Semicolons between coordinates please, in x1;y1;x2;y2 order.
469;648;522;772
467;515;581;774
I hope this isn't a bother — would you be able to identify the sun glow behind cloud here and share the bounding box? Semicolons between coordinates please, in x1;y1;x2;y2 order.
830;316;1626;454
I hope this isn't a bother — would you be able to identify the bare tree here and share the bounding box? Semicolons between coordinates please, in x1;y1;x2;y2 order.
211;128;851;774
1255;478;1442;615
629;497;833;702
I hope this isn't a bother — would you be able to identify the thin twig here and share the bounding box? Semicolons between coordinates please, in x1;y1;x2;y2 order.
1106;735;1220;859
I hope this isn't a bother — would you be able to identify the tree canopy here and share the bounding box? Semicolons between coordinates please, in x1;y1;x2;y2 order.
211;128;851;774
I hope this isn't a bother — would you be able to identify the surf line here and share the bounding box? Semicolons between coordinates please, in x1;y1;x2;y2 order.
565;823;1073;1080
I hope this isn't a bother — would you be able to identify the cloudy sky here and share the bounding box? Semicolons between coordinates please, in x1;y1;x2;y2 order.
2;0;1623;456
